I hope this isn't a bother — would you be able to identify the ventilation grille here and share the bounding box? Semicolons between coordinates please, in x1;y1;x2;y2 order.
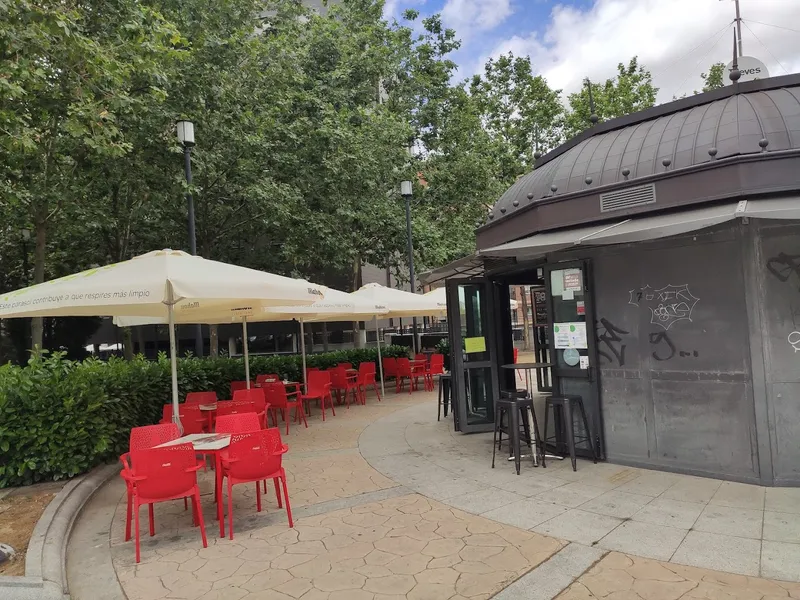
600;183;656;212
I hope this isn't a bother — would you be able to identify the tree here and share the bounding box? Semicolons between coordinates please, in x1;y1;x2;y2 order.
564;56;658;139
469;53;564;184
701;62;726;92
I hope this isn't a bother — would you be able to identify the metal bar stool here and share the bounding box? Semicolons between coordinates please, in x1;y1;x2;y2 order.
492;390;541;475
437;373;452;421
542;395;598;471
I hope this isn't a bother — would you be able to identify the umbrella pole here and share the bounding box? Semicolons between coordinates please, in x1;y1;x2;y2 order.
167;303;182;434
300;319;307;388
375;316;385;398
243;317;251;389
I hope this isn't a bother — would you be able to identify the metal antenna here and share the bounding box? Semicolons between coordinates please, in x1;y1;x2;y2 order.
729;29;741;84
585;78;599;125
734;0;743;56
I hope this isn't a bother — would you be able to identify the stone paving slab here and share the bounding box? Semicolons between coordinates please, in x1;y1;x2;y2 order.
556;552;800;599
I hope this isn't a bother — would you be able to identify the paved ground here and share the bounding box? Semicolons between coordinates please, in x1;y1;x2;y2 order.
70;386;800;600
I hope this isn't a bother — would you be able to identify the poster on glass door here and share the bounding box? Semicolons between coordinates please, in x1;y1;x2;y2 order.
553;322;588;349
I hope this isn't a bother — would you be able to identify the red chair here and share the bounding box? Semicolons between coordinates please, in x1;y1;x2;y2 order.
357;362;381;402
219;429;292;539
216;400;255;417
120;423;180;543
513;347;523;381
125;443;207;563
185;391;217;405
215;413;261;434
264;382;307;434
382;357;398;383
230;380;248;398
424;354;445;392
256;374;280;386
301;371;335;421
396;358;419;394
337;363;353;369
330;366;360;408
161;403;206;434
414;353;427;363
233;388;268;428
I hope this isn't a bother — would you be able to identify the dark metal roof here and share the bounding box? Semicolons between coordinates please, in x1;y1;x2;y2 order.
487;74;800;224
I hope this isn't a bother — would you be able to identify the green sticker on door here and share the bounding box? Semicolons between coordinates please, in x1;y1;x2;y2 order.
464;337;486;353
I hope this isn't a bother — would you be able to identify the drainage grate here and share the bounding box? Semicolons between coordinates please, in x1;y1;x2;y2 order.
600;183;656;212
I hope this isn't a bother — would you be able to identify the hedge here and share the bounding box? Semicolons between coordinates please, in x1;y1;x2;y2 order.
0;346;409;488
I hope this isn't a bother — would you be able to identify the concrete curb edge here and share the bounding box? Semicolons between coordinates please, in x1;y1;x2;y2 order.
0;463;121;600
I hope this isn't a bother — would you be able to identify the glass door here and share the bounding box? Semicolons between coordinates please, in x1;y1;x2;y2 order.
446;279;499;433
543;261;605;459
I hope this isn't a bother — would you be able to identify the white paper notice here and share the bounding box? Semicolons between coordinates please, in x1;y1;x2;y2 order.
579;356;589;370
562;289;575;300
553;322;588;349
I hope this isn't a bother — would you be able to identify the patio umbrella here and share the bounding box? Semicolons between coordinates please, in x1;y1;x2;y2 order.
423;286;519;310
0;249;323;429
116;285;389;394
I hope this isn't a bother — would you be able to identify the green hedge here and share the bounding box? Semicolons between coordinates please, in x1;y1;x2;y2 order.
0;346;409;488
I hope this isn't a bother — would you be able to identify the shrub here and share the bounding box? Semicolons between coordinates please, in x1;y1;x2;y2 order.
0;345;409;487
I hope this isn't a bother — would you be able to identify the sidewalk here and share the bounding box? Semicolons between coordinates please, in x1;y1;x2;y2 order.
69;387;800;600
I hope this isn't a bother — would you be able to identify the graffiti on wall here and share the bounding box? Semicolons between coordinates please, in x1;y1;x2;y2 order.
597;318;629;366
628;284;700;330
766;253;800;289
649;331;700;361
788;331;800;353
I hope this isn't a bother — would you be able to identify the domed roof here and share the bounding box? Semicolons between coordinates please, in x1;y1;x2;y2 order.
489;78;800;223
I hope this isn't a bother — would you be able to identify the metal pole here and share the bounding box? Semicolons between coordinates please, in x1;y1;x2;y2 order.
168;302;182;434
404;193;418;354
183;144;203;358
375;316;385;398
300;319;308;388
242;317;250;388
734;0;743;56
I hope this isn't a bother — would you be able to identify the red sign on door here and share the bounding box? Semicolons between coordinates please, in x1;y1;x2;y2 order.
576;301;585;315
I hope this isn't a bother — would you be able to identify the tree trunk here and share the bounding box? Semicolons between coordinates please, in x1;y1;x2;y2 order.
209;324;219;357
520;286;533;351
136;326;145;357
122;327;134;360
322;322;329;352
30;218;47;350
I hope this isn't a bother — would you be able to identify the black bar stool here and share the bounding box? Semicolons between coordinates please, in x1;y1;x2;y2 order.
542;395;598;471
492;390;541;475
437;373;452;421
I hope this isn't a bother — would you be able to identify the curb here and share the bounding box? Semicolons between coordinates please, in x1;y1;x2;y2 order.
0;464;121;600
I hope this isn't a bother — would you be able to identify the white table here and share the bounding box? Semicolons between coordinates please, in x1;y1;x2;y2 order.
157;433;231;451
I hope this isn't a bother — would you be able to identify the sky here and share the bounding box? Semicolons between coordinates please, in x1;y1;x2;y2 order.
381;0;800;103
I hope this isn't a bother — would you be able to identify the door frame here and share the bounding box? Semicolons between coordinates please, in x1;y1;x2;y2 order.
446;277;501;433
543;259;606;459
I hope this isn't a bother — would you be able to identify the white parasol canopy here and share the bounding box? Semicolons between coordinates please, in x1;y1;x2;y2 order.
114;285;390;394
0;249;323;430
351;283;444;318
423;287;519;311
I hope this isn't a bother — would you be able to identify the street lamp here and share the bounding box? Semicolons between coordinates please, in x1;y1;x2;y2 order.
400;180;419;354
176;120;204;357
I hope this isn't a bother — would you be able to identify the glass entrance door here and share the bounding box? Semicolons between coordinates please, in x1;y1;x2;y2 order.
446;279;499;433
543;261;605;459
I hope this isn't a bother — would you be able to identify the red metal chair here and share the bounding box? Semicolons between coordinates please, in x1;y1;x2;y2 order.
357;362;381;402
330;366;360;408
382;357;398;382
230;380;248;398
216;400;256;417
301;370;335;421
263;382;307;434
513;347;523;381
215;413;261;434
256;373;280;386
414;353;427;362
120;423;180;543
161;403;207;433
233;388;268;428
424;354;445;392
219;429;292;539
337;362;353;369
126;443;207;563
185;391;217;405
396;358;419;394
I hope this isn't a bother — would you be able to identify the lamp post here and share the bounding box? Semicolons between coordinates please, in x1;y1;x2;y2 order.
176;120;204;358
400;180;418;354
21;228;30;352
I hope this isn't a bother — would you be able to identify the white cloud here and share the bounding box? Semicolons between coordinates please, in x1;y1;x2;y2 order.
482;0;800;103
442;0;514;37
